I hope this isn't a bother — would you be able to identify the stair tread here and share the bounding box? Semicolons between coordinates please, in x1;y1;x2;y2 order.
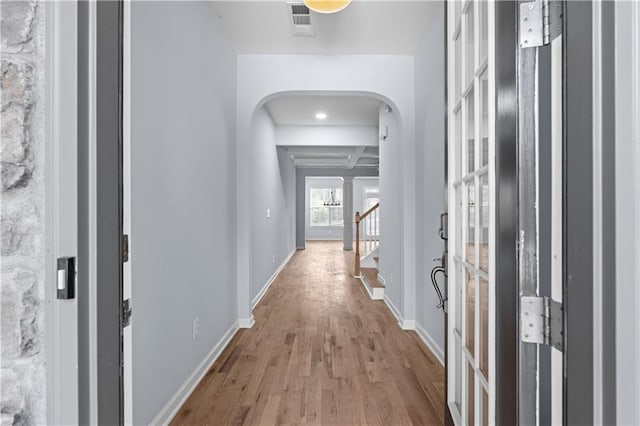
361;267;384;288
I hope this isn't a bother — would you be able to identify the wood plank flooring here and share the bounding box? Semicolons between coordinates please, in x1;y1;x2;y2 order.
172;241;444;425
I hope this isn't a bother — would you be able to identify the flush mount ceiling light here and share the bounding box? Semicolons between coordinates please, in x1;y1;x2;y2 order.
303;0;352;14
315;112;327;120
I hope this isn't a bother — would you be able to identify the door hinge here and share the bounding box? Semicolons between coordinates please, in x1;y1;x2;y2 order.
520;296;563;351
122;234;129;263
122;298;132;328
519;0;562;48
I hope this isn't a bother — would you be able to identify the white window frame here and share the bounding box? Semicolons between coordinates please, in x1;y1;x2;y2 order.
309;185;344;228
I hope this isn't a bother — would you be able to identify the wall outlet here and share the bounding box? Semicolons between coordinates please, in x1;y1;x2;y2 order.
192;317;199;341
272;254;276;263
266;208;271;218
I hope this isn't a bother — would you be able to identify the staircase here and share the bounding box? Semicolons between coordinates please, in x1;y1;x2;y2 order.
355;203;383;299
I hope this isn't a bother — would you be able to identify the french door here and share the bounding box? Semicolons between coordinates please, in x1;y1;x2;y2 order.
447;1;495;424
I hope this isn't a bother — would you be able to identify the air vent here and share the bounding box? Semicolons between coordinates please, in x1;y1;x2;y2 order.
293;15;311;26
287;1;315;36
291;4;310;15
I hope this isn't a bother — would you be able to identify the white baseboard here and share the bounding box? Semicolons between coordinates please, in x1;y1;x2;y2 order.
151;320;239;425
238;315;255;329
252;248;296;309
415;322;445;366
372;287;385;300
377;273;385;285
400;319;416;330
383;294;404;327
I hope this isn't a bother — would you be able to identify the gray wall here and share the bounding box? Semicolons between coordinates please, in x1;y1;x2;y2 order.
296;168;378;248
0;2;47;425
304;177;344;241
249;107;296;302
378;105;404;311
130;2;237;423
413;2;446;353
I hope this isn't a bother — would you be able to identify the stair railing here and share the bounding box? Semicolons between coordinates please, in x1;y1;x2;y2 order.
355;202;380;277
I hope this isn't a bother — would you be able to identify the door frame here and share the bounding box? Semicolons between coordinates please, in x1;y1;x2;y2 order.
494;1;518;424
45;1;79;423
77;0;125;423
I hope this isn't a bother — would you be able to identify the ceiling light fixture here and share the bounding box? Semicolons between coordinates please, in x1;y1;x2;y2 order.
303;0;352;14
315;112;327;120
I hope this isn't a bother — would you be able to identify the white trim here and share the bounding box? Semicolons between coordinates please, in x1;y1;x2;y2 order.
383;294;407;329
376;273;385;285
357;275;384;300
150;321;240;425
415;322;445;366
400;319;416;330
252;249;296;309
238;316;256;329
45;2;79;424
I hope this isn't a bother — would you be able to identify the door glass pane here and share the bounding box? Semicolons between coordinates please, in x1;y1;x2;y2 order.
465;2;475;85
455;35;462;100
482;388;489;426
480;277;489;379
468;363;475;424
466;183;475;264
480;71;489;167
479;173;489;272
455;338;462;413
466;90;475;173
465;268;475;353
456;110;462;179
455;265;463;333
455;185;463;256
479;0;488;63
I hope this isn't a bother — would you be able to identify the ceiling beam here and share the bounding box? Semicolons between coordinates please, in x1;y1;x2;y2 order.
346;146;366;170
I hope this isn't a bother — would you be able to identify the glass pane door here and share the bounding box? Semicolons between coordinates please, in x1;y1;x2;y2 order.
447;0;495;424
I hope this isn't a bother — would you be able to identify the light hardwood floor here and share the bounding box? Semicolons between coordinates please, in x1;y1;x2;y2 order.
172;241;444;425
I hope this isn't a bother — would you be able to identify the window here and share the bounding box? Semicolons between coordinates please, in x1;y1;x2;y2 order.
310;187;343;227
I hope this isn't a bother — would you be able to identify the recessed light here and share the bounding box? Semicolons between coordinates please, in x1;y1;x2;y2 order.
315;112;327;120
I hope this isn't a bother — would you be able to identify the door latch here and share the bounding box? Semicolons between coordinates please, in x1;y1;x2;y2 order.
520;296;563;351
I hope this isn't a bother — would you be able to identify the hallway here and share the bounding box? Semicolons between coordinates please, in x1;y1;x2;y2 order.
172;241;444;425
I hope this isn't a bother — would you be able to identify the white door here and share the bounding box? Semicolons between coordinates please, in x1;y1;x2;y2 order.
447;0;495;424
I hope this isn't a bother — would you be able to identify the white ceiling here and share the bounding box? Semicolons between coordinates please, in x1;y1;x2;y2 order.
286;145;379;168
265;95;381;126
210;1;440;55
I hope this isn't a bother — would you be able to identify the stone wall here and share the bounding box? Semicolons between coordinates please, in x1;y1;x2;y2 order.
1;1;47;425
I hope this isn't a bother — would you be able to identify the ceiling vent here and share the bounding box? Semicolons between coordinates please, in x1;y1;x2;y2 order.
287;1;315;36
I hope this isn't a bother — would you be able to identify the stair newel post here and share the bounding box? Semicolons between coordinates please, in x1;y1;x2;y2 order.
355;211;361;277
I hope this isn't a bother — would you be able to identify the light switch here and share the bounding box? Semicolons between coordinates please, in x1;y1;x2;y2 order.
266;208;271;218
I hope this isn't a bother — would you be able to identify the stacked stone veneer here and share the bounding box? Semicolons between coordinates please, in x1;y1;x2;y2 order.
1;2;46;425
